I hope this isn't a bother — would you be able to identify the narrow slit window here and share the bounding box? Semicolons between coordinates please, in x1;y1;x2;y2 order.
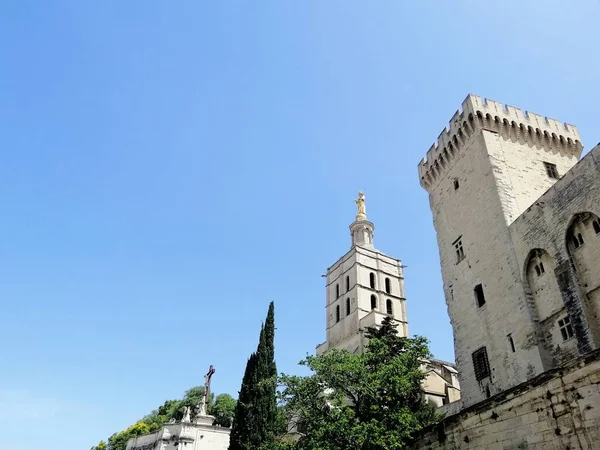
369;272;376;289
474;284;486;307
507;334;516;353
370;295;377;310
386;299;393;315
593;220;600;234
453;178;459;190
336;305;340;323
346;276;350;292
336;284;340;298
385;278;391;294
346;298;350;316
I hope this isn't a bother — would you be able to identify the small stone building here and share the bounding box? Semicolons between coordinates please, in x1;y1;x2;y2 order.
422;358;461;408
126;416;229;450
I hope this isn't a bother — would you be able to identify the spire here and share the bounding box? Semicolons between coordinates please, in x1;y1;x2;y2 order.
350;191;374;248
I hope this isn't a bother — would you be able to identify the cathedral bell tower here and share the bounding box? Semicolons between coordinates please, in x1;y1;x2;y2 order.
316;192;408;356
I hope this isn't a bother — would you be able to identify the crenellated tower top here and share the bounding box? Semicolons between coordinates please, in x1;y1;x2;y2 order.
418;94;583;192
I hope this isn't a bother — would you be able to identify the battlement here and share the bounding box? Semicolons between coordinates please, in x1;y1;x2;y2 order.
418;94;583;191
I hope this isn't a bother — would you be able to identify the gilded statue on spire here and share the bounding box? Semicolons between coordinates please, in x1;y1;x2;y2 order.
355;191;367;221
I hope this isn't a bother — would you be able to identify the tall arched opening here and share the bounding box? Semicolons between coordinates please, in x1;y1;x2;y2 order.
566;212;600;344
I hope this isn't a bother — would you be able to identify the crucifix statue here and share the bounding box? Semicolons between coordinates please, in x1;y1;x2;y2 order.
198;365;216;416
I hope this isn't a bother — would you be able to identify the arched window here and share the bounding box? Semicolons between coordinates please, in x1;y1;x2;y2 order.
346;276;350;292
369;272;376;289
386;299;393;315
385;278;391;294
525;248;562;322
346;298;350;315
594;219;600;234
336;305;340;323
569;231;584;249
336;284;340;298
370;295;377;310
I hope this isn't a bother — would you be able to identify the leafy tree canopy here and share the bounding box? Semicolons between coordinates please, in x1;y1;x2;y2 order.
275;316;440;450
212;393;237;428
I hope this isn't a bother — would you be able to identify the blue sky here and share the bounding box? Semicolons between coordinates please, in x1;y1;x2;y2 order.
0;1;598;449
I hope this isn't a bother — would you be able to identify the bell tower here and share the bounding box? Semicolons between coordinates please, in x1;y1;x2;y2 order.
316;193;408;356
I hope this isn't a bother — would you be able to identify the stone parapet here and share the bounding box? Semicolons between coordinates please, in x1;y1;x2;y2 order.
411;349;600;449
418;94;582;191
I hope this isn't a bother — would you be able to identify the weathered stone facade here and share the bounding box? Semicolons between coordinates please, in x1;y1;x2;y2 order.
126;418;230;450
423;359;462;408
509;145;600;371
412;349;600;450
417;94;600;408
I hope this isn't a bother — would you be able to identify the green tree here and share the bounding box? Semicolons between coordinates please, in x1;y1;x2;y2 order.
106;422;151;450
92;385;235;449
175;386;213;421
142;399;182;431
229;301;278;450
211;393;237;427
90;440;107;450
276;316;439;450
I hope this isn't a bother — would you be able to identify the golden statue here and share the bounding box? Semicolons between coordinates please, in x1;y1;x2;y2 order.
355;191;367;220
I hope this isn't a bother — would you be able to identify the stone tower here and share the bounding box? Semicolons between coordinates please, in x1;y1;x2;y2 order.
316;193;408;356
418;94;583;407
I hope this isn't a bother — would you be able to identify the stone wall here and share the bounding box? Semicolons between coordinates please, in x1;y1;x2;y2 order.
417;94;592;408
509;144;600;369
424;125;551;407
411;349;600;450
126;421;230;450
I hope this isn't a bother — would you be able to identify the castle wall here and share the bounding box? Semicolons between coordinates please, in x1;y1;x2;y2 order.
509;144;600;366
482;120;579;224
418;94;586;408
427;128;545;407
411;349;600;450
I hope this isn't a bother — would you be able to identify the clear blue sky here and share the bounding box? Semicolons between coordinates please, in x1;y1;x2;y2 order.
0;1;598;449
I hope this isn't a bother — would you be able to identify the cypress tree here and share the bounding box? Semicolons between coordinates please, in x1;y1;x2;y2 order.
229;302;277;450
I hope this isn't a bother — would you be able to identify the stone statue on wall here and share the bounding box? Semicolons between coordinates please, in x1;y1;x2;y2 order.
182;406;191;423
355;191;367;220
198;393;208;416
